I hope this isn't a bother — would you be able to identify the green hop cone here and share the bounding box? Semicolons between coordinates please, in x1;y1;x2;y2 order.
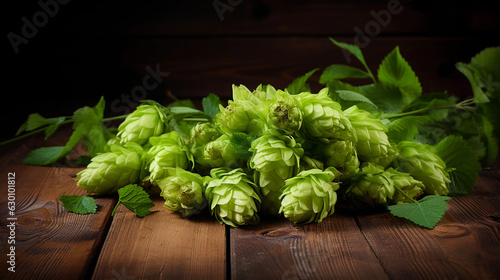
214;100;250;134
267;90;303;135
249;130;304;216
76;142;144;195
320;139;360;181
397;141;450;195
347;163;395;208
195;134;240;171
279;168;340;225
232;84;276;105
157;167;208;217
388;169;425;205
186;122;222;160
117;103;167;146
297;88;353;141
344;105;398;167
205;168;261;227
145;131;193;183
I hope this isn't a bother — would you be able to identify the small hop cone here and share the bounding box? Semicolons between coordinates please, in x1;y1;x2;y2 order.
157;167;208;217
187;122;221;156
117;104;167;146
205;168;261;227
344;105;398;167
347;163;395;208
388;169;425;205
249;130;304;216
397;141;450;195
214;100;250;134
76;142;144;195
195;134;240;171
267;90;303;135
321;139;360;181
297;88;353;141
279;168;340;225
145;131;193;183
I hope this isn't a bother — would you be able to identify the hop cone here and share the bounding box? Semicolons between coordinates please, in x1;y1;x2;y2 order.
214;100;250;134
232;84;275;105
117;104;167;146
320;139;360;181
297;88;352;141
157;167;208;217
76;142;144;194
249;130;304;216
267;90;303;135
397;141;450;195
279;168;339;224
389;169;425;205
205;168;261;227
347;163;395;207
145;131;193;183
344;105;398;167
195;134;240;171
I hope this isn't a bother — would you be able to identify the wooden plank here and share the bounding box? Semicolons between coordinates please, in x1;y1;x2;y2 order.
91;196;226;280
230;214;389;279
0;164;116;279
355;168;500;280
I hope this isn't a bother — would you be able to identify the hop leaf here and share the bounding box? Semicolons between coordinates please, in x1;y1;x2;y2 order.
113;184;155;217
388;195;452;229
59;195;97;215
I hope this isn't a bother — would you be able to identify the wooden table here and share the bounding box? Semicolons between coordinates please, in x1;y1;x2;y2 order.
3;1;500;279
1;128;499;280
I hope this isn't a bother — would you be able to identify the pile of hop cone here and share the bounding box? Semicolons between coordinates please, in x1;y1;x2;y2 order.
76;84;450;226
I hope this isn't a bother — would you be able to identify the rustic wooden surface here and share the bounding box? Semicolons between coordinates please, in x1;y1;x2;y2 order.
0;132;499;279
2;1;500;279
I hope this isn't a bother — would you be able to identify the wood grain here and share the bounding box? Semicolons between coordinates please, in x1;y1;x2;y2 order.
355;168;500;280
0;164;116;280
91;196;226;280
230;214;389;280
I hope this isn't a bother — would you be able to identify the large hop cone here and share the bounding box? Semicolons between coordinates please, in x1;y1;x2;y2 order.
389;169;425;205
347;163;395;207
296;88;353;141
320;139;360;181
232;84;276;105
117;103;167;146
145;131;193;183
397;141;450;195
214;99;268;136
249;130;304;216
266;90;303;135
76;142;144;195
205;168;261;227
157;167;208;217
344;105;398;167
279;168;340;224
194;134;240;172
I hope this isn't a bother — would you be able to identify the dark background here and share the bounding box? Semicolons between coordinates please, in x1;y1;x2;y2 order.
3;0;500;142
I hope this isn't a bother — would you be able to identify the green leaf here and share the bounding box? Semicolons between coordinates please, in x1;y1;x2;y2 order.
286;68;319;95
388;195;452;229
386;115;433;143
435;135;481;195
59;195;97;214
319;64;371;84
335;90;377;106
229;132;257;160
328;38;375;81
358;83;405;114
377;46;422;105
16;113;66;136
113;184;155;217
202;93;222;119
23;146;67;165
480;114;499;166
456;62;490;103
